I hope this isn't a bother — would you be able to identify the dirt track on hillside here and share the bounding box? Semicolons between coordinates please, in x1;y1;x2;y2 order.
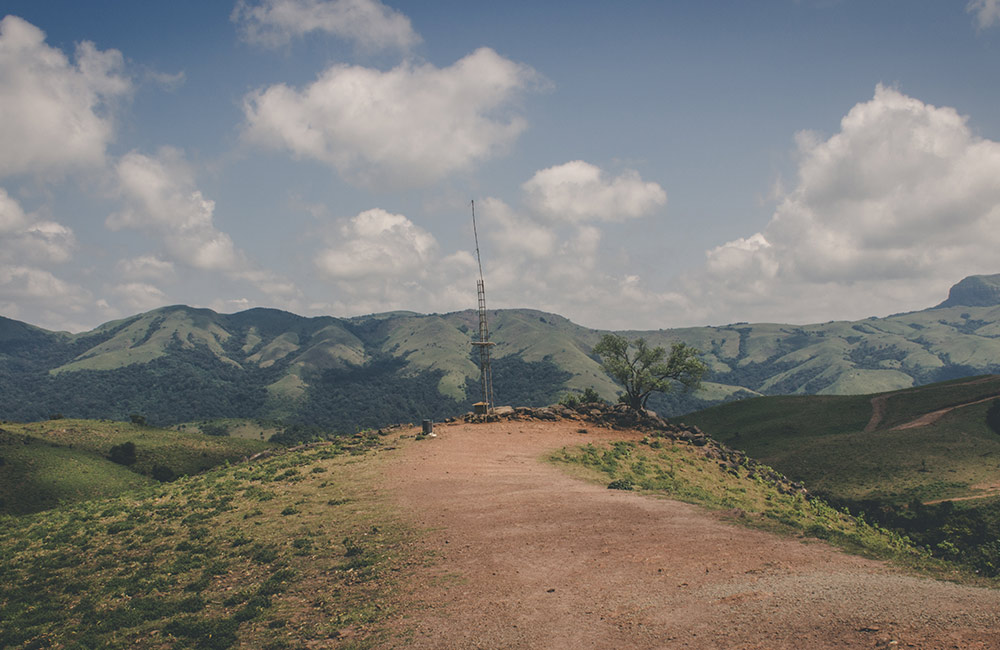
865;376;1000;433
380;419;1000;649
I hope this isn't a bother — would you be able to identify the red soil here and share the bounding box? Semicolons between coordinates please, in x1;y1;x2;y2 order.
378;419;1000;648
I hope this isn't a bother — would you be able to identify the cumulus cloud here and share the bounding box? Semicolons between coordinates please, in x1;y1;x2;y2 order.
109;148;243;272
243;47;538;187
468;196;668;328
232;0;420;50
317;208;436;279
689;85;1000;324
0;187;88;328
0;15;129;178
968;0;1000;28
0;188;76;267
108;148;301;305
110;282;168;312
314;207;477;315
0;265;91;329
116;255;176;281
522;160;667;222
481;197;556;259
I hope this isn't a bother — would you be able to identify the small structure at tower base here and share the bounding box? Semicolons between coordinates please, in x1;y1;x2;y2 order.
473;401;490;416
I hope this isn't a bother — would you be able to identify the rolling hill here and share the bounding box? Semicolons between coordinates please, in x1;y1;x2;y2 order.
0;419;273;514
682;374;1000;574
3;274;1000;429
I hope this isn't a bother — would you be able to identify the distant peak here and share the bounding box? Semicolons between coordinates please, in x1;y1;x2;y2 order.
936;274;1000;308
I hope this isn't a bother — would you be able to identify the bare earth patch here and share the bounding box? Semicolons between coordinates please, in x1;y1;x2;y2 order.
380;419;1000;648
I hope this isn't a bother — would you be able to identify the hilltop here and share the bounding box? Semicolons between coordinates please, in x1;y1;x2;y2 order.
3;274;1000;429
4;411;999;648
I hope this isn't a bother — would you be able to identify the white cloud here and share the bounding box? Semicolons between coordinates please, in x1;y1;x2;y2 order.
968;0;1000;28
481;197;555;259
0;188;76;265
109;148;244;272
0;15;129;178
0;187;87;328
314;207;477;315
0;186;29;232
111;281;168;312
243;47;538;187
316;208;437;279
0;265;91;328
116;255;176;281
232;0;420;50
522;160;667;222
108;148;302;306
18;221;76;264
688;85;1000;324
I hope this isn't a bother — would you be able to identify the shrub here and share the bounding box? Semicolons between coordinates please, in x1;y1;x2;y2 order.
607;478;634;491
108;441;137;466
987;399;1000;435
151;464;176;482
201;422;230;437
560;393;580;408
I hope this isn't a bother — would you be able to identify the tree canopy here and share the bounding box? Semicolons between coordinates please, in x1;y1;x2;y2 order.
592;333;707;411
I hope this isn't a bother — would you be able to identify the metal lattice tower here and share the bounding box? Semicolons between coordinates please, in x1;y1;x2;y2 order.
470;200;495;412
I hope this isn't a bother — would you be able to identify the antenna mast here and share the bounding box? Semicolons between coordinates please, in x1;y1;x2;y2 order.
471;200;495;413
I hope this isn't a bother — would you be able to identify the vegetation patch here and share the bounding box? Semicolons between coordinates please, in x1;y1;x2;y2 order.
682;377;1000;576
0;419;272;515
550;438;936;571
0;432;415;649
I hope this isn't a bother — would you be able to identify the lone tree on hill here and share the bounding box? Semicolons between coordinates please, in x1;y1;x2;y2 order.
592;333;707;411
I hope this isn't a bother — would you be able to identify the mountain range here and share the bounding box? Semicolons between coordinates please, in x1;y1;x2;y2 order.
3;274;1000;429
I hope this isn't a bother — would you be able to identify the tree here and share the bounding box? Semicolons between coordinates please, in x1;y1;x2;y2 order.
108;441;137;466
987;399;1000;435
592;334;707;411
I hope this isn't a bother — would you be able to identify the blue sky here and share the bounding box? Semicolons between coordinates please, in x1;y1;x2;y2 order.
2;0;1000;332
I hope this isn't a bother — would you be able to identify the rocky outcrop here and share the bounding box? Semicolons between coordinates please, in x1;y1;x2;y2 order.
936;273;1000;308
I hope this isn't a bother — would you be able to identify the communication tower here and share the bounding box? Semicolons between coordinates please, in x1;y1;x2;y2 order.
470;200;495;413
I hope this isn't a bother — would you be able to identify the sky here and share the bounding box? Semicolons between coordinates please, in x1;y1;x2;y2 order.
3;0;1000;332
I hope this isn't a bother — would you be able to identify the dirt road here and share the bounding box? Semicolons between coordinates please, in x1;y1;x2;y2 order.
381;419;1000;648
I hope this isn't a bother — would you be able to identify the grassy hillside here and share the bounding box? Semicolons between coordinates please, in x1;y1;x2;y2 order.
681;375;1000;504
549;435;940;575
6;275;1000;428
0;419;272;515
681;376;1000;575
0;434;414;649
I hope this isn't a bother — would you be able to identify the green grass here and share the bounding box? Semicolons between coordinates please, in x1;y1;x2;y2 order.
0;419;274;515
877;374;1000;430
550;438;942;572
0;434;154;514
175;417;284;442
681;377;1000;505
0;433;413;649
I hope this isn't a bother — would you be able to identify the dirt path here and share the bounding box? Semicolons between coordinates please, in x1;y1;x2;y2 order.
866;376;999;432
891;394;1000;431
379;419;1000;649
864;396;887;432
924;482;1000;505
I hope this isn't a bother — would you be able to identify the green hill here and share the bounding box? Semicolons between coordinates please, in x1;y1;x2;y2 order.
0;419;272;515
0;434;407;649
4;274;1000;430
681;375;1000;504
681;375;1000;574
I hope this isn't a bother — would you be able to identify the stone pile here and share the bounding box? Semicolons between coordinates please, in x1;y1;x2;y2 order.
448;401;808;497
